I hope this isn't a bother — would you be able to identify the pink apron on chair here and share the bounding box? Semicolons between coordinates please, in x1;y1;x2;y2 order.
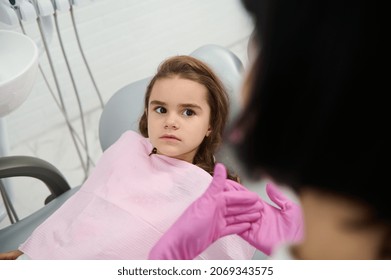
19;131;255;259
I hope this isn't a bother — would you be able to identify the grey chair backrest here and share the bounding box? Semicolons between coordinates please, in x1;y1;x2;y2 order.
99;44;244;151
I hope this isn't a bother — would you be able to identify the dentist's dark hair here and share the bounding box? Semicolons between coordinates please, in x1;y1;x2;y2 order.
231;0;389;258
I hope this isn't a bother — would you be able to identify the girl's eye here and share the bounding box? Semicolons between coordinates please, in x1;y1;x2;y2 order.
183;109;195;116
154;106;167;114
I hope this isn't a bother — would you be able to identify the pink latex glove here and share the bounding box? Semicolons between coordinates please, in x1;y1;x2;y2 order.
228;181;304;255
148;163;262;260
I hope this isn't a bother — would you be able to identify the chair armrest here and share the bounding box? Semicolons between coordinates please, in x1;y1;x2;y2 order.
0;186;80;252
0;156;71;203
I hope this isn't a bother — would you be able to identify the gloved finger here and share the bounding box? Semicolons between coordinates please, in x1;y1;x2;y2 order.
220;223;252;236
225;179;247;191
219;190;262;205
265;183;291;211
225;201;263;216
225;212;261;225
222;191;261;207
208;163;228;195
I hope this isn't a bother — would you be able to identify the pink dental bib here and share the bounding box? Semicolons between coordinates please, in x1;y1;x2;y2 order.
19;131;255;259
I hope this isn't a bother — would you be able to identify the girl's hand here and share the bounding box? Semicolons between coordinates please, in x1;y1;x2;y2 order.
0;250;23;260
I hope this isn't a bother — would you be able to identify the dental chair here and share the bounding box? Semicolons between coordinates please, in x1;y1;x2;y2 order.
0;44;266;259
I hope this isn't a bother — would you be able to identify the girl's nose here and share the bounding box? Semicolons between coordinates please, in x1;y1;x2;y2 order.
164;114;179;129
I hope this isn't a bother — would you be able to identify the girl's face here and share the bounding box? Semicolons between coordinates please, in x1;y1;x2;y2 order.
147;76;212;163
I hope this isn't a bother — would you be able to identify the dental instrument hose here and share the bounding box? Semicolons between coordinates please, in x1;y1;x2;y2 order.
0;180;19;223
35;16;89;176
70;4;104;109
53;11;92;175
21;27;96;171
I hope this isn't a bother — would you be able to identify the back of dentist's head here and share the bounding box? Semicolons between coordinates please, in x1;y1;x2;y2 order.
231;0;389;258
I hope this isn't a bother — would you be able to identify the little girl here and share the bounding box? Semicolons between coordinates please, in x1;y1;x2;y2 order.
0;55;261;260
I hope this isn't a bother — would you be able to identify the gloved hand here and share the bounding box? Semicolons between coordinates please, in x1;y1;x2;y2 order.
148;163;262;260
227;181;304;255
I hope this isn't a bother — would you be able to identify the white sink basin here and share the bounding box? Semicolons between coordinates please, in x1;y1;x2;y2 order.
0;30;38;117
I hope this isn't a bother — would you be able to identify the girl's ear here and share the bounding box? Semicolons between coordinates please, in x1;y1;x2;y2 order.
206;126;212;137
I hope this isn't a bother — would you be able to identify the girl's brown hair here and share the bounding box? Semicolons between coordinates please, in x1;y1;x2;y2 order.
139;55;239;181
